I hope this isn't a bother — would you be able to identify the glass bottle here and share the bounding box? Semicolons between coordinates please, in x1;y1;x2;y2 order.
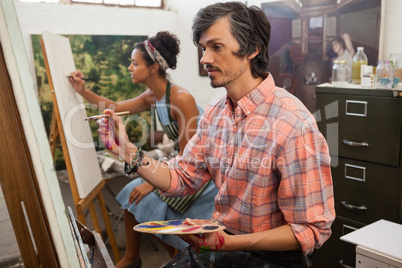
332;60;348;87
394;61;402;88
352;47;368;84
376;60;393;89
390;54;402;88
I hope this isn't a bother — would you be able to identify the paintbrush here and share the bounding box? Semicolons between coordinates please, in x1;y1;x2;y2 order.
85;111;130;121
67;75;90;81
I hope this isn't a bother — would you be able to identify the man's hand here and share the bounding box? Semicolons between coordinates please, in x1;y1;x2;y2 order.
97;109;133;159
129;182;155;204
179;218;228;253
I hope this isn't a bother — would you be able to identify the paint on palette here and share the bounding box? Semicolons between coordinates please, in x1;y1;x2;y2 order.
158;227;185;233
202;225;219;230
133;219;225;235
181;226;201;233
136;219;185;229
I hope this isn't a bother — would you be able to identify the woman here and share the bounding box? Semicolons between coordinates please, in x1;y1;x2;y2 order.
331;33;354;82
69;31;217;268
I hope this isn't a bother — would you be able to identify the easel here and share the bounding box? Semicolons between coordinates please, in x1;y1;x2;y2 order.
67;206;114;267
41;38;120;263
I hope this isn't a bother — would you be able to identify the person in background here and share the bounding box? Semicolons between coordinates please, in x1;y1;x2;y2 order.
69;31;218;268
97;2;335;267
331;33;354;82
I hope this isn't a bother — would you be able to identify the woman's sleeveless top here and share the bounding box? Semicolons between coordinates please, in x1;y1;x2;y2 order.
152;82;208;214
154;81;203;143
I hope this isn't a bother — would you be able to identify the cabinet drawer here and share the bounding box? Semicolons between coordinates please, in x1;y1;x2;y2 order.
313;216;365;268
317;94;402;166
332;158;399;224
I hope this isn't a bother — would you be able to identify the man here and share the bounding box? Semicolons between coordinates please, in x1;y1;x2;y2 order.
99;2;335;267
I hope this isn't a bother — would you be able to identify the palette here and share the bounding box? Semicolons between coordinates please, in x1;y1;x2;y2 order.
134;219;225;234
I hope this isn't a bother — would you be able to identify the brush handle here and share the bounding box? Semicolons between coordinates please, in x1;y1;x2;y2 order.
85;111;130;120
67;75;89;81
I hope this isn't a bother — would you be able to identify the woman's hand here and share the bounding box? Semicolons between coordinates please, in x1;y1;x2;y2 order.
178;218;228;253
129;182;155;205
68;70;86;95
97;109;133;159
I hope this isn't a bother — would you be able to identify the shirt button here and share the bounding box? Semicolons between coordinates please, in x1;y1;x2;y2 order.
246;111;251;115
233;125;237;129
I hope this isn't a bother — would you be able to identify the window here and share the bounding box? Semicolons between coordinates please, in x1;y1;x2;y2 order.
16;0;59;3
15;0;162;8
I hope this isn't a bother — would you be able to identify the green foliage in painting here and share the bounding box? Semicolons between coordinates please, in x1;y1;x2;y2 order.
31;34;151;169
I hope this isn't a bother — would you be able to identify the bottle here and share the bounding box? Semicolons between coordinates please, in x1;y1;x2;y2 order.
332;60;348;87
352;47;368;84
394;60;402;88
376;60;393;89
361;65;374;88
390;54;402;88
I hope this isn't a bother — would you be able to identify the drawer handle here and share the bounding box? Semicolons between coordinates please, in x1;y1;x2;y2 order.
341;201;367;211
339;260;354;268
344;163;366;182
345;100;367;117
342;139;369;147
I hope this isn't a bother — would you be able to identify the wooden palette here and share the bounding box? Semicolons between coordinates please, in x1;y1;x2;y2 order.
134;219;225;234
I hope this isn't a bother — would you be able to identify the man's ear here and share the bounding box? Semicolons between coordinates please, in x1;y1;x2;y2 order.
247;46;261;60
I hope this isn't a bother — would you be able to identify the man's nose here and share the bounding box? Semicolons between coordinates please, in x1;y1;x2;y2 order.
200;49;212;65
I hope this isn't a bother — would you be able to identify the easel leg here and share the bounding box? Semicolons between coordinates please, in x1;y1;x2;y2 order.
76;192;121;262
88;202;102;236
49;110;59;157
98;192;121;262
76;204;87;226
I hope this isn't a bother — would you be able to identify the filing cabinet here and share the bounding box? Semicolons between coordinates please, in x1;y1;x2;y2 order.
313;84;402;268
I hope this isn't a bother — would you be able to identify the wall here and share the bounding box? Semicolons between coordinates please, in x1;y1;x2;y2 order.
380;0;402;60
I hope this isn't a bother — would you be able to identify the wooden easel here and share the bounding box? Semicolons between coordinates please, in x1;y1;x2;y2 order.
41;39;120;263
67;206;114;267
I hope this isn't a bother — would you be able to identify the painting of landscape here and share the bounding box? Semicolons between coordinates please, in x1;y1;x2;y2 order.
31;34;149;169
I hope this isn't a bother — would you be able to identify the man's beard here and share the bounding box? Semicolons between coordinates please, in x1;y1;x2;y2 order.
209;64;245;88
210;75;227;88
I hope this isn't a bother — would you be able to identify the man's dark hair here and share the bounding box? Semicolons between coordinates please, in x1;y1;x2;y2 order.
192;1;271;78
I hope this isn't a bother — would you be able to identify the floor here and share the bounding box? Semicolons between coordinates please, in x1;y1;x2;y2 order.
57;169;172;267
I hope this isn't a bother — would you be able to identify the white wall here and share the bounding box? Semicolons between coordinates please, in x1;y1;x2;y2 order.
380;0;402;60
